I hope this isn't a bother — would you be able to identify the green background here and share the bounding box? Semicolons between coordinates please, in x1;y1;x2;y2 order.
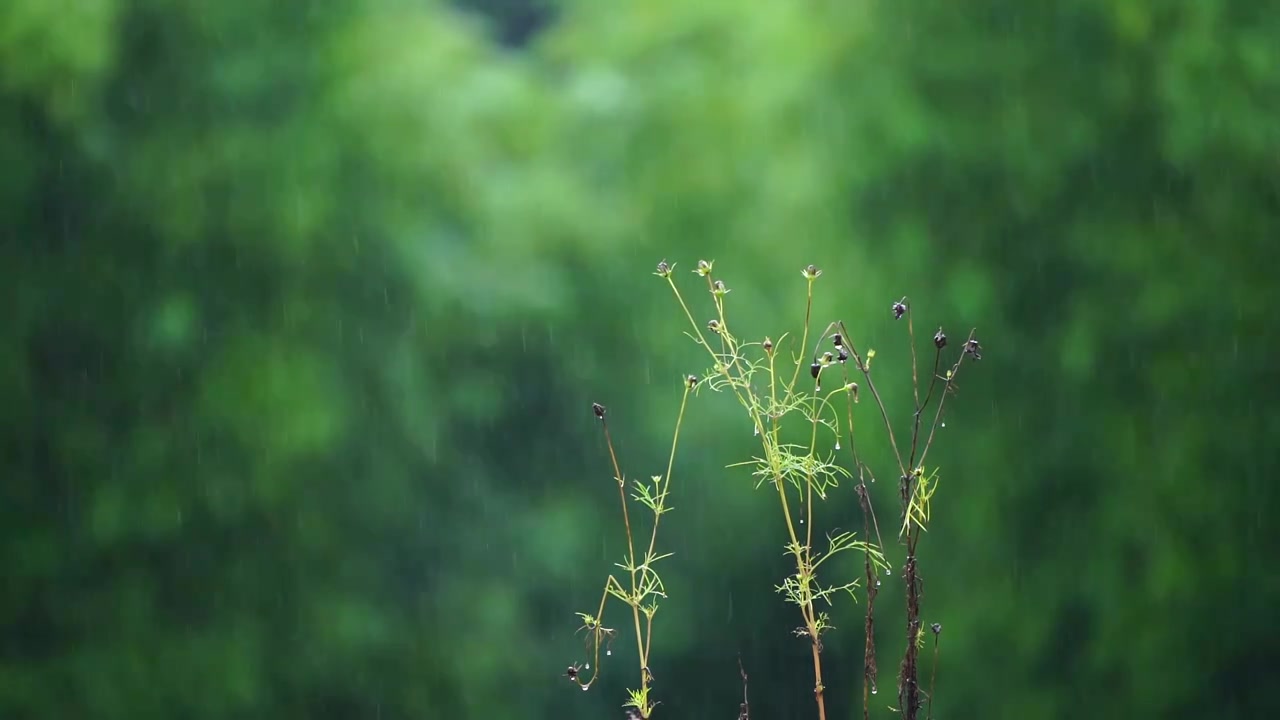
3;0;1276;718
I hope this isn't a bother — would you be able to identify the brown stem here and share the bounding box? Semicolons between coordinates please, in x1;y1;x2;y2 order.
598;414;651;715
811;638;828;720
900;551;922;720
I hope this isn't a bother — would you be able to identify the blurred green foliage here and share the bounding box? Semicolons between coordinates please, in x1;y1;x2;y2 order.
1;0;1276;718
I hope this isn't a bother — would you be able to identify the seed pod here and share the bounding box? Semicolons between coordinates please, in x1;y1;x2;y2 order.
592;403;606;419
934;328;947;349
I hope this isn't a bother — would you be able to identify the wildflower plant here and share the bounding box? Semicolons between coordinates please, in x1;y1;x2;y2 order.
568;260;983;720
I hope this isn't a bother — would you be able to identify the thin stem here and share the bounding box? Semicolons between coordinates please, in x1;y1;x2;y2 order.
928;632;940;720
599;417;650;716
646;385;690;563
839;321;908;480
786;279;816;394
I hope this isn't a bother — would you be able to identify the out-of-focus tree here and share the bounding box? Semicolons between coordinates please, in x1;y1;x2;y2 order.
0;0;612;717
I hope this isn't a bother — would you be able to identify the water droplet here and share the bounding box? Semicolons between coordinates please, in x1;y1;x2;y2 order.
816;384;822;392
875;580;881;587
871;687;878;695
941;421;946;428
753;425;760;436
606;649;612;656
799;518;805;524
581;685;590;692
834;441;841;450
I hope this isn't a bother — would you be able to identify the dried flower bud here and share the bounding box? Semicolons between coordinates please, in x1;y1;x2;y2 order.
696;259;713;276
931;623;942;635
712;279;730;296
592;403;606;419
831;333;843;347
822;351;834;364
838;347;849;363
934;328;947;349
893;300;907;320
707;319;721;333
964;337;983;360
655;259;672;277
686;374;698;388
762;336;774;353
810;361;822;379
801;264;823;280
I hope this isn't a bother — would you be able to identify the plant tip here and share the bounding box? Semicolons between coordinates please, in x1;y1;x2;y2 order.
802;264;823;280
893;300;907;320
686;374;698;388
762;336;773;353
695;259;713;276
592;402;606;419
810;361;822;379
655;259;672;277
831;332;843;347
707;319;722;333
712;279;730;296
934;328;948;349
931;623;942;635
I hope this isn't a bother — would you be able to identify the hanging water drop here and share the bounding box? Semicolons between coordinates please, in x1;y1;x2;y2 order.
606;649;612;656
754;424;760;436
875;580;881;587
834;441;841;450
941;421;946;428
871;686;878;695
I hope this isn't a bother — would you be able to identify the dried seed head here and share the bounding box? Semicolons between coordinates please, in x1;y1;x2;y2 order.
893;300;907;320
931;623;942;635
707;319;721;333
801;264;823;280
687;374;698;388
696;259;713;276
592;403;606;419
763;336;774;353
964;337;983;360
655;259;672;277
712;279;730;296
934;328;948;349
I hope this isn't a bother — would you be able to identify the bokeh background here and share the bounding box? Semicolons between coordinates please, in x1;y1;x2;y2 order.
3;0;1277;718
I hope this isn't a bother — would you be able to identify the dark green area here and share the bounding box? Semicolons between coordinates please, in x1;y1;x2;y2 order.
2;0;1276;718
